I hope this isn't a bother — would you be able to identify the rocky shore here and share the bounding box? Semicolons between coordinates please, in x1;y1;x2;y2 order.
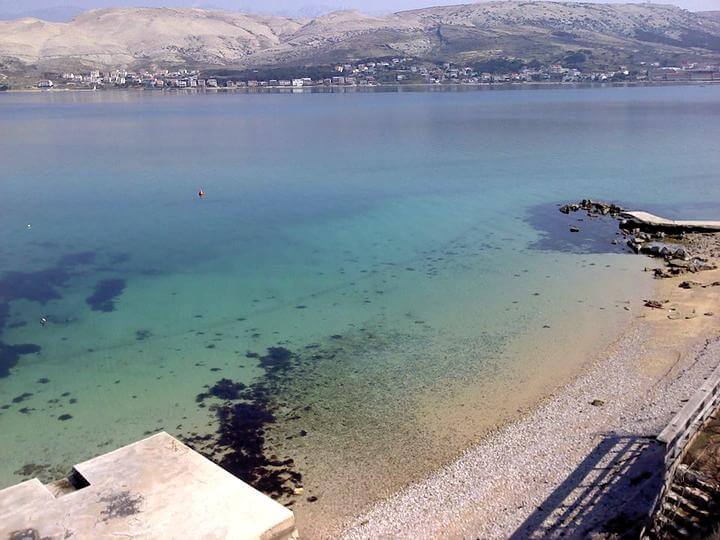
561;199;719;278
341;202;720;539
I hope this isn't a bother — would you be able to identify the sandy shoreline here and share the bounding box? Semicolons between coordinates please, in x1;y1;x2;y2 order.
340;235;720;538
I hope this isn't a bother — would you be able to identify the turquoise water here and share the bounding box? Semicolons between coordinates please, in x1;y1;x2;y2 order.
1;85;720;531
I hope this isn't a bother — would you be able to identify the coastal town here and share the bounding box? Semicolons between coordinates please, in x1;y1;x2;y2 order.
14;56;720;91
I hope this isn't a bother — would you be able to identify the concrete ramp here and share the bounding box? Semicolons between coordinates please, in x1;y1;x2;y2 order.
0;432;297;540
622;211;720;233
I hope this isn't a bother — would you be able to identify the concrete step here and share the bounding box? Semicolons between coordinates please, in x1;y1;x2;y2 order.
666;490;711;520
655;512;692;538
661;502;705;533
669;484;715;508
676;466;720;495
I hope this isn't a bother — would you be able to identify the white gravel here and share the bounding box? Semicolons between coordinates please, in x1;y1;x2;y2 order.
340;326;720;539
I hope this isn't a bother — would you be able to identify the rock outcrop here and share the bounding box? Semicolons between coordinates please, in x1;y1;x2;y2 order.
558;199;720;279
1;2;719;73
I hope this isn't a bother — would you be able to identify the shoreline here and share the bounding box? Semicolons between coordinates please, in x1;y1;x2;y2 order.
2;80;718;95
285;252;651;538
339;231;720;538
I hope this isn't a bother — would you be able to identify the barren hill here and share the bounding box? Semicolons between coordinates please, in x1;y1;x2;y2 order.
700;11;720;23
1;1;719;75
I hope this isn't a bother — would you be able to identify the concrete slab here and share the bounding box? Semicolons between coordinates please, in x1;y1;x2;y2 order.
0;432;297;540
622;211;720;232
0;480;54;522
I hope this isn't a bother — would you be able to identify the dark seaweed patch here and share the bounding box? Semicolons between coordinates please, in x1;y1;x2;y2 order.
12;392;33;403
0;252;98;379
0;269;71;305
0;250;98;305
58;251;97;267
14;463;67;482
526;202;629;254
109;253;131;265
213;402;288;496
259;347;296;374
0;343;41;379
86;279;126;312
183;346;303;499
58;414;73;421
196;378;247;403
135;329;152;341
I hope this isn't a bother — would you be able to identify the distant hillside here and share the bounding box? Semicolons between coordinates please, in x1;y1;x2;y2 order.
700;11;720;23
1;2;719;75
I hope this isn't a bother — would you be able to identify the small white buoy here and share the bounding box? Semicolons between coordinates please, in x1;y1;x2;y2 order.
40;317;48;326
26;224;32;229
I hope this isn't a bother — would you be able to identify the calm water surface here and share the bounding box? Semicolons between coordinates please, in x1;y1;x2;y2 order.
1;85;719;533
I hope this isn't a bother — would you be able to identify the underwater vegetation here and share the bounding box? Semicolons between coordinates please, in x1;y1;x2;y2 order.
184;346;304;500
86;279;126;312
0;251;128;379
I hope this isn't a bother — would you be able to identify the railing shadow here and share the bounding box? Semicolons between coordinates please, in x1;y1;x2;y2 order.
510;434;665;539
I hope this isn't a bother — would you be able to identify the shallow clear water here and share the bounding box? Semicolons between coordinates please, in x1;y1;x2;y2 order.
1;85;719;531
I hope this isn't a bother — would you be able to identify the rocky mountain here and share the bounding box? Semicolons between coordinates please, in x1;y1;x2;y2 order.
1;1;719;75
700;11;720;23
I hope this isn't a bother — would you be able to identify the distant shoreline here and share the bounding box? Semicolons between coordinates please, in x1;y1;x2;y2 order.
3;79;719;96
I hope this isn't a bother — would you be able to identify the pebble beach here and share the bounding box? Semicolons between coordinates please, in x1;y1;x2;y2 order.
342;233;720;539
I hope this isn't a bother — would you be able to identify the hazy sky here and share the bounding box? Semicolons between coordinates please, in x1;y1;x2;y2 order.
0;0;717;19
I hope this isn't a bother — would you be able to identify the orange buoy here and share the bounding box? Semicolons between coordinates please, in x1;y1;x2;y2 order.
198;188;205;199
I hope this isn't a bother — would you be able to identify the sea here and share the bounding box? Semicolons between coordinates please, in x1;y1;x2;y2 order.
1;84;719;534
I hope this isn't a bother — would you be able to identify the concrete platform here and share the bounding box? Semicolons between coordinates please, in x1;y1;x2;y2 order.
622;211;720;233
0;432;297;540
